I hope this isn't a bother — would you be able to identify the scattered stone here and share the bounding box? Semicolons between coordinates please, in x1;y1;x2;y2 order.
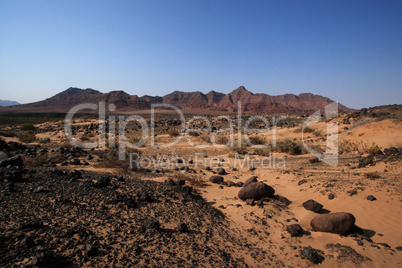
235;182;244;187
301;246;320;264
23;235;35;248
71;158;80;165
176;179;185;186
209;176;224;184
177;222;188;233
309;156;319;164
144;218;160;230
34;186;46;193
328;193;335;200
396;246;402;251
358;156;373;168
227;181;236;187
0;155;23;167
367;195;376;201
287;224;303;237
347;189;358;196
85;243;98;257
298;179;307;186
256;200;264;207
310;212;356;235
217;167;227;175
302;199;323;213
384;147;399;155
243;176;258;187
93;177;111;188
238;182;275;201
245;199;255;206
164;178;176;186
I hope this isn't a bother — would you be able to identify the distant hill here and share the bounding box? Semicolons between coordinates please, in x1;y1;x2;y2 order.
0;86;351;114
0;99;20;106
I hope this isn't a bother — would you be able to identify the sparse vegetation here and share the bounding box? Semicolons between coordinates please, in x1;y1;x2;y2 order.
254;147;272;156
170;172;206;187
18;132;36;143
215;135;229;145
229;139;248;154
274;139;302;155
248;134;266;145
339;140;382;155
168;128;180;137
365;171;381;179
20;124;37;131
95;148;141;172
24;154;48;167
38;138;51;144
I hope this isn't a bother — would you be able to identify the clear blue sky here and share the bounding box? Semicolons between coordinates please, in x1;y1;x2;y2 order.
0;0;401;108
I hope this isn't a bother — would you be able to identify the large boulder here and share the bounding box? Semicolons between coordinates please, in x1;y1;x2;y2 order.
238;182;275;201
302;199;323;213
209;176;224;184
310;212;356;235
0;155;23;167
243;176;258;187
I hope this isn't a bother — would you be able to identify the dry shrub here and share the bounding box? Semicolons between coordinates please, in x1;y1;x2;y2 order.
95;148;141;172
215;135;229;145
170;172;206;187
24;154;48;167
274;139;302;155
248;135;266;145
18;132;36;143
38;138;51;144
367;142;382;155
20;124;37;131
365;171;381;179
168;128;180;137
188;131;200;137
339;140;382;155
254;147;272;156
313;129;323;137
200;134;211;144
80;135;89;141
293;126;315;133
229;139;248;154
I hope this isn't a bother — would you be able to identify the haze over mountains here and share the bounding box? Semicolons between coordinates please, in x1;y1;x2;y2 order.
1;86;350;114
0;99;20;107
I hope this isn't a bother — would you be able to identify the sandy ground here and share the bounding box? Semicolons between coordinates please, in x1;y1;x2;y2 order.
1;110;401;267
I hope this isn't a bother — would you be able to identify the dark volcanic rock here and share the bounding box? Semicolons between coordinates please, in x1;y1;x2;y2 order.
243;176;258;187
238;182;275;201
298;179;307;186
287;224;303;237
302;199;323;213
209;176;224;184
384;147;399;155
310;212;356;235
301;246;320;264
145;218;160;230
0;155;23;167
367;195;376;201
309;156;319;163
358;156;374;168
217;167;227;175
177;222;188;233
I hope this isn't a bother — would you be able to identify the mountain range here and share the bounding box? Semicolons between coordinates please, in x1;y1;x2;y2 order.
0;99;20;107
0;86;350;114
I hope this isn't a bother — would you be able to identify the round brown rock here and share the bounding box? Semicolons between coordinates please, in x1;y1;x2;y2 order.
310;212;356;235
238;182;275;201
209;176;224;184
